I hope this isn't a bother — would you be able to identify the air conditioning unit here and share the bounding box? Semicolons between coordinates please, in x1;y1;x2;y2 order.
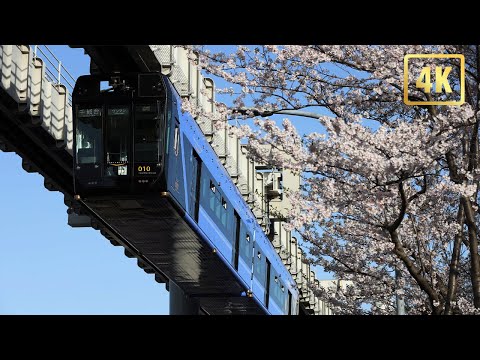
265;172;282;197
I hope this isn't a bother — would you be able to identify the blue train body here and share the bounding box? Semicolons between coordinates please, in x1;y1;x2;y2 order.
163;79;299;315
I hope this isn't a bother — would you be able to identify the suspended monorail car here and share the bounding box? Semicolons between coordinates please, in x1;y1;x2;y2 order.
73;73;168;195
72;72;299;315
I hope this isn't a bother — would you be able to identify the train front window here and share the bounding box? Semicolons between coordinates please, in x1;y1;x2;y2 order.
76;107;102;165
106;106;130;176
135;104;160;163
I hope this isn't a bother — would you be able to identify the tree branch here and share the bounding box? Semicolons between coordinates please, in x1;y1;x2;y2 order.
387;181;407;233
445;202;465;314
390;230;442;314
231;107;331;121
462;195;480;308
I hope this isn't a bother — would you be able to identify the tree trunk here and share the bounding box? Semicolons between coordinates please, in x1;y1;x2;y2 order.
390;230;441;314
461;196;480;308
444;203;464;314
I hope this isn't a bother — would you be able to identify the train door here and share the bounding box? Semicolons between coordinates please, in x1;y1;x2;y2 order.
233;211;240;269
265;258;271;308
165;108;187;208
288;291;292;315
189;150;202;222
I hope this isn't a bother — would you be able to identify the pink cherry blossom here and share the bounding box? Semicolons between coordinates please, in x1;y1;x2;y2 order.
186;45;480;315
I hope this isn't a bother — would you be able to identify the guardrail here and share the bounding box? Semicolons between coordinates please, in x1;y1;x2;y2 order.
31;45;75;106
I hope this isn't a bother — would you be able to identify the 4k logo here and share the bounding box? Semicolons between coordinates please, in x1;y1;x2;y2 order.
404;54;465;106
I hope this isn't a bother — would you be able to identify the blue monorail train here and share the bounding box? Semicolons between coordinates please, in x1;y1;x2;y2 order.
72;72;299;315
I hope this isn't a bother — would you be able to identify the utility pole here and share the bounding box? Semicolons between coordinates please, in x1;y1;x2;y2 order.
395;267;406;315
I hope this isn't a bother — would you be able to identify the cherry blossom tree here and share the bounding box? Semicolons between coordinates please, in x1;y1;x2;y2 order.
185;45;480;315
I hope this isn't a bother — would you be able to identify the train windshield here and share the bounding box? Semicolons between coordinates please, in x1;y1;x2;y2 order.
76;107;103;165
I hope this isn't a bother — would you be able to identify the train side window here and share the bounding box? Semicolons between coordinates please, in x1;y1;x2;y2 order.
200;169;231;238
269;268;287;312
281;285;287;313
173;122;180;156
209;181;217;214
254;250;267;287
239;224;251;263
220;196;230;230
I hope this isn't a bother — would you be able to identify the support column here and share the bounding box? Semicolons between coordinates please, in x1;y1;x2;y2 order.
169;281;200;315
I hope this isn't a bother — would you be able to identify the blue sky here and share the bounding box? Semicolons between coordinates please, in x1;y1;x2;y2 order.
0;45;331;315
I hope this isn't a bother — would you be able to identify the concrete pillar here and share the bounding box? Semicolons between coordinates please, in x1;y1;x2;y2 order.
169;281;200;315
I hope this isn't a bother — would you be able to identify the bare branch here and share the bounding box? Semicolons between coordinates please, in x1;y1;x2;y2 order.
231;106;331;121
